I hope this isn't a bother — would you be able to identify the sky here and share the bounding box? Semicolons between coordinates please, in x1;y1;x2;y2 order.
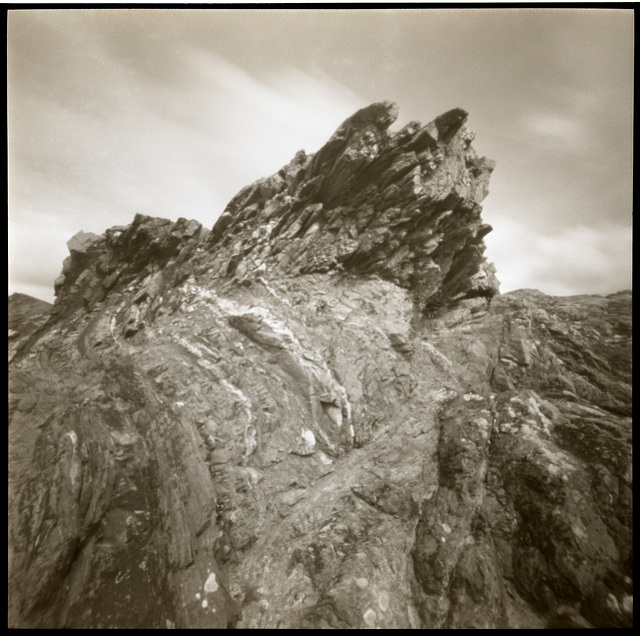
8;8;633;304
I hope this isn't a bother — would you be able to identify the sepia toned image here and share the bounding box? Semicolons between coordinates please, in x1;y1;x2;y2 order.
8;7;632;629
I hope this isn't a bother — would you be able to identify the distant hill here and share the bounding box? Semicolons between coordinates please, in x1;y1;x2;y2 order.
8;293;52;352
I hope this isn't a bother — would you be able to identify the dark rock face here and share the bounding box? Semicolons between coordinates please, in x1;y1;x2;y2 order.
8;104;631;629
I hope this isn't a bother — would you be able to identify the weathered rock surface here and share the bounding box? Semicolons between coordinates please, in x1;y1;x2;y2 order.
8;104;632;628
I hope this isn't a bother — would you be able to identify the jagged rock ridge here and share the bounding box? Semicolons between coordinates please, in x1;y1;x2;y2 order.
205;102;498;312
50;101;497;326
8;104;632;629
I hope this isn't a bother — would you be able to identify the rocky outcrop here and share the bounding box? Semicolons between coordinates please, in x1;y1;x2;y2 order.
8;104;631;628
205;101;498;312
52;214;207;322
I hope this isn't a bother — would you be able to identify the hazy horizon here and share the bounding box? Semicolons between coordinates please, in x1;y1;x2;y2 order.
8;8;633;304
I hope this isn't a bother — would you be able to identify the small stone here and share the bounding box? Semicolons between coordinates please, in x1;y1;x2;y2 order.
363;608;377;627
301;429;316;446
606;593;620;614
294;429;316;456
204;572;219;593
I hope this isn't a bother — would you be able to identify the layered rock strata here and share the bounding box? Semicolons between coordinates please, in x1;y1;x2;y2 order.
8;104;631;629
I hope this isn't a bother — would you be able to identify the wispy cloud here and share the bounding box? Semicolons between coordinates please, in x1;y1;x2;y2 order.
174;45;365;205
521;112;589;151
9;30;363;230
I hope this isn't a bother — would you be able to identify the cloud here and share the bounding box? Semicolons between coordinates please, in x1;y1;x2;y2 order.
174;46;365;198
485;215;632;296
522;112;588;151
